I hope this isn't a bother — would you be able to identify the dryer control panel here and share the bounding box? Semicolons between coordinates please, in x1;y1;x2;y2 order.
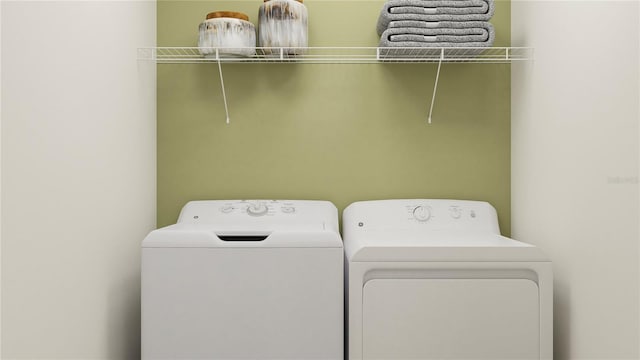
343;199;500;234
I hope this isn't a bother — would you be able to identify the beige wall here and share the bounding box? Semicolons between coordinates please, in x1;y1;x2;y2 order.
512;1;639;359
1;1;156;358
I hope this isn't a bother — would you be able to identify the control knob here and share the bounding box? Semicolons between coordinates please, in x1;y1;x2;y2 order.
413;206;431;222
220;205;234;213
247;203;268;216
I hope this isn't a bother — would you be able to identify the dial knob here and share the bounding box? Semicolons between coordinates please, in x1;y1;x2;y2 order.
413;206;431;222
281;206;295;214
247;203;268;216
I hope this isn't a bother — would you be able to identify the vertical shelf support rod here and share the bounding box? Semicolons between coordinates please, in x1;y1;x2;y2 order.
216;48;231;124
427;48;444;124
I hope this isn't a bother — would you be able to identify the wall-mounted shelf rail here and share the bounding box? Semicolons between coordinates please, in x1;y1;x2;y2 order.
140;46;532;124
138;46;532;64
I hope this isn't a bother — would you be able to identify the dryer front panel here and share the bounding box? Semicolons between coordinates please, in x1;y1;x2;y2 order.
362;278;539;360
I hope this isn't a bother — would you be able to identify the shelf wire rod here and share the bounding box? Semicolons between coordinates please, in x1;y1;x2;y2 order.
216;49;231;124
427;48;444;124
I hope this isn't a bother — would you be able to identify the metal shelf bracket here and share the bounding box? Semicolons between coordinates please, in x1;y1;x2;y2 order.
427;48;444;124
216;49;231;125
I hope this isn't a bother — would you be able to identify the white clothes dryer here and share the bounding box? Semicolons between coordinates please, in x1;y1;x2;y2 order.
142;200;343;360
343;199;552;360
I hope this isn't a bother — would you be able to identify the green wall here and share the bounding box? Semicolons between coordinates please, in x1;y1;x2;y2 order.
158;0;512;234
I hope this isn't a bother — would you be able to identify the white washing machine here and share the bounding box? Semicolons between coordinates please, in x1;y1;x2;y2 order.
142;200;343;360
344;199;552;360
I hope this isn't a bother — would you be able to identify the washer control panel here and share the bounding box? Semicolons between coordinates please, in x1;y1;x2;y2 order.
346;199;501;234
176;200;338;233
207;200;300;218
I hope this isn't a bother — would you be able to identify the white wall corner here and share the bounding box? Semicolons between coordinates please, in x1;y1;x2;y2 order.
0;0;4;355
0;1;156;358
512;1;640;359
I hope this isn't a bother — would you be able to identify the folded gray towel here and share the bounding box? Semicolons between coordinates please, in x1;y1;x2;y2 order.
380;22;494;45
377;0;495;35
378;24;495;56
386;20;490;30
387;29;489;43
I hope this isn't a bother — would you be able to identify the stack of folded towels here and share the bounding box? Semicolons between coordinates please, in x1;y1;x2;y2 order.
377;0;495;53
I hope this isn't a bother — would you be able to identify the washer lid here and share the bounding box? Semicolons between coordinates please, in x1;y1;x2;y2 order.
143;225;342;248
143;200;342;248
345;230;547;262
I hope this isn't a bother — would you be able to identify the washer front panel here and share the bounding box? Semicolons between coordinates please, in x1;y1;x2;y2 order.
142;247;343;359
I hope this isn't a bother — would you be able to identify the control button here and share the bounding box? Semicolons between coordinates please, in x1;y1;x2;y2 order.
281;206;295;214
449;207;462;219
470;210;477;218
413;206;431;222
247;203;268;216
220;206;234;213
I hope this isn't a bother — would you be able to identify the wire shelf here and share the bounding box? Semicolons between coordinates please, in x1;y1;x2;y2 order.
138;47;532;64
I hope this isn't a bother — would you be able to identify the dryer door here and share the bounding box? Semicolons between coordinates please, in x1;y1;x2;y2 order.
363;278;539;360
